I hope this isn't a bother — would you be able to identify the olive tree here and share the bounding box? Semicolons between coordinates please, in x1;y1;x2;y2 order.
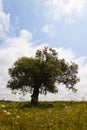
7;47;79;105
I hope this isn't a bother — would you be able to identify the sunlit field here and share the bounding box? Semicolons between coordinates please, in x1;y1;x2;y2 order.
0;101;87;130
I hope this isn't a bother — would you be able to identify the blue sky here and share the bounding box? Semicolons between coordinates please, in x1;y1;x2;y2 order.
0;0;87;101
2;0;87;56
3;0;87;55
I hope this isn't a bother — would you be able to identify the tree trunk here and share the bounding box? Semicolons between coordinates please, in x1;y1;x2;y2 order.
31;86;39;106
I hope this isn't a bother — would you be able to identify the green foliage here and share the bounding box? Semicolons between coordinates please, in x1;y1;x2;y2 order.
0;101;87;130
7;47;79;104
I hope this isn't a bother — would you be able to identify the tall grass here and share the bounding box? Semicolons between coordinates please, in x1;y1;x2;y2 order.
0;101;87;130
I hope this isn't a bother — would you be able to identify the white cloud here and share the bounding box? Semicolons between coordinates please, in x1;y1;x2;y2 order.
0;30;33;89
0;0;10;38
55;47;75;62
41;24;56;38
19;29;32;41
44;0;86;22
32;0;86;23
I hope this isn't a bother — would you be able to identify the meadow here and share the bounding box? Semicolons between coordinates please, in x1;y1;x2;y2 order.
0;101;87;130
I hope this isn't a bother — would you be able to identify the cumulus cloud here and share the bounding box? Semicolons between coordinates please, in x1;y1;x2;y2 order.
55;47;75;62
19;29;32;41
0;0;10;38
41;24;56;38
32;0;86;23
44;0;86;22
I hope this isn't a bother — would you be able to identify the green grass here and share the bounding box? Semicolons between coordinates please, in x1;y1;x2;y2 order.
0;101;87;130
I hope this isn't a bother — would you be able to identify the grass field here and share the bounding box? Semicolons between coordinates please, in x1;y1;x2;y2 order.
0;101;87;130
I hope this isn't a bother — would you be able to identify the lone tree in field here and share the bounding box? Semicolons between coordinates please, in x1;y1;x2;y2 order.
7;47;79;105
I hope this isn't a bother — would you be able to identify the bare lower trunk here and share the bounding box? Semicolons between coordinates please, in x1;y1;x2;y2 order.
31;86;39;106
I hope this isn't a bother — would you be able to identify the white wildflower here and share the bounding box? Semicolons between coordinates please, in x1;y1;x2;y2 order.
6;112;11;115
65;105;68;108
2;104;5;108
17;115;20;118
15;122;18;124
25;113;27;115
3;110;7;113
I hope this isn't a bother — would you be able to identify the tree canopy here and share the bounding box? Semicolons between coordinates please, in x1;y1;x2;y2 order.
7;47;79;105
